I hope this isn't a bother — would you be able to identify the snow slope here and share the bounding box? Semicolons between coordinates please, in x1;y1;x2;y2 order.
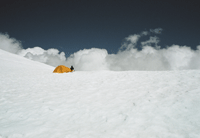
0;49;200;138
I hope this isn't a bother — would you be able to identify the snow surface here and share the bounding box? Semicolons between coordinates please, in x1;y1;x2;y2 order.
0;49;200;138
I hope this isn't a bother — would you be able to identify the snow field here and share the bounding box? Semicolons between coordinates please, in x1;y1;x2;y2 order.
0;49;200;138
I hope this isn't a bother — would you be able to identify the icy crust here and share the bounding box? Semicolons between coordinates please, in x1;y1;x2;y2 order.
0;49;200;138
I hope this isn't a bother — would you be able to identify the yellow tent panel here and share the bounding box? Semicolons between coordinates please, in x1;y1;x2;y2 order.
53;65;73;73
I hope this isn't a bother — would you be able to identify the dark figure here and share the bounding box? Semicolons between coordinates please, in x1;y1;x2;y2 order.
70;65;74;71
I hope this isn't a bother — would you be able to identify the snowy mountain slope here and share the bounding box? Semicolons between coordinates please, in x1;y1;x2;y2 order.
0;49;54;71
0;49;200;138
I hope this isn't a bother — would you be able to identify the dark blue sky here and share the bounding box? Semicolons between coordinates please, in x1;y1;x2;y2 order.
0;0;199;56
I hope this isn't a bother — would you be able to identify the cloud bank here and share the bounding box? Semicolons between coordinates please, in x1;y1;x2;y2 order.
0;29;200;71
19;47;67;67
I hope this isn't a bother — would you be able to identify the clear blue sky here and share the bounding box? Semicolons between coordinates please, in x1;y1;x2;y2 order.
0;0;199;56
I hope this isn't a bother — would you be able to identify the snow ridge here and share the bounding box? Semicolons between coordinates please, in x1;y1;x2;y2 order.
0;49;200;138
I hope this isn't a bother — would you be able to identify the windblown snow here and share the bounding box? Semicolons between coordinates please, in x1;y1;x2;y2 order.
0;49;200;138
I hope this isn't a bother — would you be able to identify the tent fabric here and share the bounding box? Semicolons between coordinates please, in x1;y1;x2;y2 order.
53;65;73;73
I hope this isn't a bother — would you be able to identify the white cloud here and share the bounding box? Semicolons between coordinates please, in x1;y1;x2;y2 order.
18;47;66;67
0;33;22;54
141;36;160;47
120;34;141;51
107;46;170;71
140;31;149;36
0;30;200;71
65;48;108;71
162;45;194;70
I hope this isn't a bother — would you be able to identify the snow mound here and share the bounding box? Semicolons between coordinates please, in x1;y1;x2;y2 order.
0;49;200;138
0;49;54;72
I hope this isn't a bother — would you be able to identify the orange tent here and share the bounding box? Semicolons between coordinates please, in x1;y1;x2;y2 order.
53;65;73;73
